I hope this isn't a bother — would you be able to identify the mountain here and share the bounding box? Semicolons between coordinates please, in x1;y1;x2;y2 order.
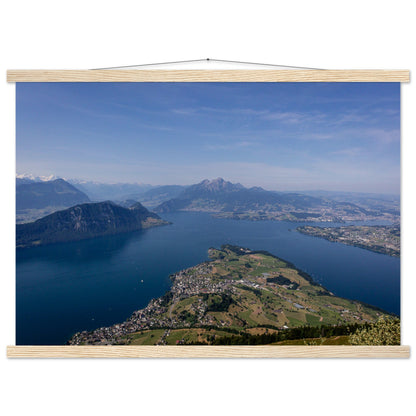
154;178;252;213
185;178;245;193
129;185;187;208
16;177;35;187
16;173;59;184
297;190;400;217
154;178;396;223
16;179;90;211
154;177;323;213
16;201;167;248
68;180;154;201
155;178;324;213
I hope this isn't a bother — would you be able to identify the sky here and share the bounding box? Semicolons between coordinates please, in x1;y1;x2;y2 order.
16;82;400;194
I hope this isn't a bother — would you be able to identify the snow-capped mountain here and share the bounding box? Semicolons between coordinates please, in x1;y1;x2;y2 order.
16;173;61;187
16;173;156;202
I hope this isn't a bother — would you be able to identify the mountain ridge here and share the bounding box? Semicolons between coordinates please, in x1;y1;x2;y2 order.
16;201;168;248
153;178;389;222
16;178;90;210
68;179;154;201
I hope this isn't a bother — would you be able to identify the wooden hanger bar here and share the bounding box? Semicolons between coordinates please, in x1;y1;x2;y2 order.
7;69;410;83
7;345;410;358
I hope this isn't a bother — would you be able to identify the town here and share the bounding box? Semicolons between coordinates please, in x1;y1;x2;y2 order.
297;225;400;257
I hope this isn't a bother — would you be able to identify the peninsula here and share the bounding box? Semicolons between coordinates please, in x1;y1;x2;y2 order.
297;225;400;257
69;245;391;346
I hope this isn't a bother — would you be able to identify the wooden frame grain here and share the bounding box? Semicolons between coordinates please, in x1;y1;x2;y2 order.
7;345;410;358
8;69;410;358
7;69;410;83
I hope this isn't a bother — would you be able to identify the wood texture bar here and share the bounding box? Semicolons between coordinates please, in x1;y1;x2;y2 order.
7;345;410;358
7;70;410;83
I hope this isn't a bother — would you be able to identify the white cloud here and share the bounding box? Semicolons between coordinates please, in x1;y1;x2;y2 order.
364;128;400;143
170;108;198;115
203;140;257;151
262;111;305;124
330;147;364;156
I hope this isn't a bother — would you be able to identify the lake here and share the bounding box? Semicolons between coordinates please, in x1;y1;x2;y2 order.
16;212;400;345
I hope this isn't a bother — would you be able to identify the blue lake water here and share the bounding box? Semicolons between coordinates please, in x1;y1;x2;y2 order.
16;212;400;345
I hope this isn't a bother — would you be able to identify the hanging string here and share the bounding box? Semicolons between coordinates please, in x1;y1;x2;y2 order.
91;58;324;70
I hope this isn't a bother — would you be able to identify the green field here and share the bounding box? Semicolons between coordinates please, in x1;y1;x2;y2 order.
128;329;166;345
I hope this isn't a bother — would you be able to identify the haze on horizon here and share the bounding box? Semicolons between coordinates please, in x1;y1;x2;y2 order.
16;82;400;194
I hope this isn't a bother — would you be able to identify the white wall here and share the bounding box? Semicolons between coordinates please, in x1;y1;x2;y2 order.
1;1;414;415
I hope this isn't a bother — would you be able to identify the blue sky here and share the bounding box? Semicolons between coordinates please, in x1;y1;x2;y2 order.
16;82;400;194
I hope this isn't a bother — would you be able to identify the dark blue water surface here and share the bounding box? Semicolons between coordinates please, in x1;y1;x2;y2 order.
16;212;400;345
